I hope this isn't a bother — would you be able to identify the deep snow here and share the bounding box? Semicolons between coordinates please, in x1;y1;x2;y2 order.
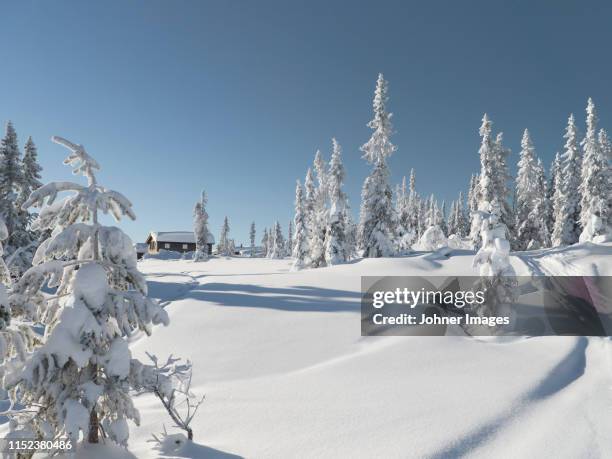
113;243;612;458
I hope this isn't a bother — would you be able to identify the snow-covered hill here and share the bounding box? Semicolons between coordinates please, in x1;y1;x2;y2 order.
124;244;612;458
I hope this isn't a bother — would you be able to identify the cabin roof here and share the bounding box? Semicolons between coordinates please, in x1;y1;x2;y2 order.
146;231;215;244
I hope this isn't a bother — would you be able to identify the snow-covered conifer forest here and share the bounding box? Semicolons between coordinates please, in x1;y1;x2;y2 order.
0;72;609;458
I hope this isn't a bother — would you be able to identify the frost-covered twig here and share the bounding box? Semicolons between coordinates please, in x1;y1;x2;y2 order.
140;353;204;441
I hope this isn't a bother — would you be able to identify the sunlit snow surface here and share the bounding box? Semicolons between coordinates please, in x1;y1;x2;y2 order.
30;243;612;458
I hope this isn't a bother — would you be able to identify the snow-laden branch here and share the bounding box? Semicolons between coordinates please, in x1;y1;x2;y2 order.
52;136;100;186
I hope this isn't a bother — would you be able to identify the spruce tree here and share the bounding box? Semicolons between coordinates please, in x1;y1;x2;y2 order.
455;191;468;237
547;152;561;239
5;136;168;446
17;137;43;242
249;221;256;257
519;158;551;250
527;158;551;248
407;169;420;237
470;115;498;249
193;191;209;261
418;197;428;237
578;99;610;241
468;174;479;216
325;138;349;265
515;129;539;250
601;128;612;161
287;220;293;256
395;176;408;236
439;201;448;236
492;132;514;238
9;136;44;275
552;114;583;246
0;122;24;250
470;117;512;248
448;200;458;236
309;151;328;267
218;216;231;256
345;213;358;259
358;73;397;257
303;168;316;262
292;181;309;270
261;228;269;257
269;221;285;258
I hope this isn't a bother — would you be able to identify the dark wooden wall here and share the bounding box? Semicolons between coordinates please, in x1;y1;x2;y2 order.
149;241;213;254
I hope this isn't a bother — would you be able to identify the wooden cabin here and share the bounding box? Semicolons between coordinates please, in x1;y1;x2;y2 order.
145;231;215;254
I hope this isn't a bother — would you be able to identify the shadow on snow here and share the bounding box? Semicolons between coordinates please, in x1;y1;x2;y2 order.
429;337;588;459
185;283;361;312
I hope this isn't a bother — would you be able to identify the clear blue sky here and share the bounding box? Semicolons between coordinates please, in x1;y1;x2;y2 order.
2;0;611;244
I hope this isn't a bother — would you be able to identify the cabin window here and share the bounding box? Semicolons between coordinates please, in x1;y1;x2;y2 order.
182;244;188;249
164;243;170;249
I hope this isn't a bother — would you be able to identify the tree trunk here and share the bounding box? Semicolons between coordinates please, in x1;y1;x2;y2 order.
88;408;99;443
89;207;100;444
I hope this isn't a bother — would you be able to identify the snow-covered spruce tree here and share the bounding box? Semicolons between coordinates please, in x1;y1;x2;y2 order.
394;175;416;252
292;181;309;270
492;132;514;244
19;137;43;211
601;128;612;162
4;136;169;447
249;222;256;257
0;122;26;255
447;201;458;236
18;137;43;222
527;158;551;249
454;191;468;237
0;217;15;327
418;197;428;238
448;197;466;238
518;158;551;250
269;221;285;259
193;191;209;262
515;129;540;250
218;216;231;256
471;201;518;325
423;195;437;228
470;115;502;249
286;220;293;256
467;174;479;217
325;138;350;265
308;151;328;268
265;228;273;258
11;136;44;276
416;195;447;251
261;228;269;257
552;114;583;246
439;201;448;236
547;152;561;240
358;73;397;258
395;176;409;236
344;213;358;259
406;169;420;237
579;99;611;242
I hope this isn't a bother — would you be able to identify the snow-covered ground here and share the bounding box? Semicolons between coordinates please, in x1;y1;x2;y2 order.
126;243;612;458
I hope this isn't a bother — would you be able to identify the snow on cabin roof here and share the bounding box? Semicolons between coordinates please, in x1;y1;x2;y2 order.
147;231;216;244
